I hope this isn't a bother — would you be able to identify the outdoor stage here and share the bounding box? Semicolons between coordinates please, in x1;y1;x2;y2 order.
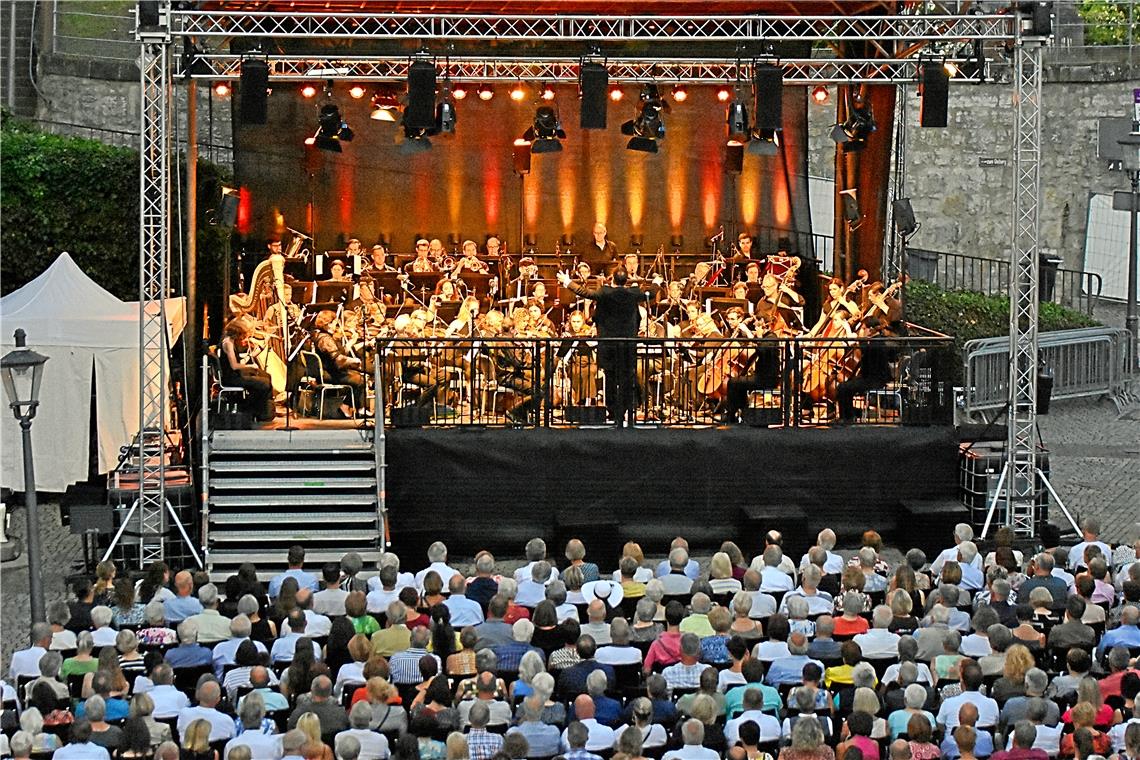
382;424;967;562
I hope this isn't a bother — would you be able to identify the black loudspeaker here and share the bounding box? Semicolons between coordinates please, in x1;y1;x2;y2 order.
580;63;609;130
725;143;744;174
840;190;860;223
753;64;783;131
138;1;160;28
920;63;949;128
1020;1;1052;36
892;198;917;235
239;60;269;124
219;190;239;228
405;61;437;131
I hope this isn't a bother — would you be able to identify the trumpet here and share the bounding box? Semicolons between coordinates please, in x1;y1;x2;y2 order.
441;255;455;271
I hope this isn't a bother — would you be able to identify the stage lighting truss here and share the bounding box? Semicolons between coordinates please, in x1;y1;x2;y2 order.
831;89;876;151
186;55;989;86
522;105;567;153
621;83;669;153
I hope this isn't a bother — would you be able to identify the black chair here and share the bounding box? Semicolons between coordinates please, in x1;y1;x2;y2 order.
340;682;365;709
154;715;179;743
173;664;215;698
611;663;643;699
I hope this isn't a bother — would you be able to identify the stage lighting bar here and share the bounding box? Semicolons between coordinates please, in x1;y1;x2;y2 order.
185;56;988;86
171;9;1015;45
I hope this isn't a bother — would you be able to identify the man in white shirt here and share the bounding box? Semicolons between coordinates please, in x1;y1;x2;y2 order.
750;532;797;579
224;693;283;760
931;524;983;575
595;618;641;666
581;600;613;646
212;615;268;678
414;541;461;591
366;566;402;614
9;622;51;682
659;548;695;595
799;529;845;575
443;576;485;627
663;719;719;760
560;698;616;753
177;681;237;742
655;537;701;580
514;538;560;584
936;661;999;729
144;663;191;718
516;561;555;608
853;606;901;659
313;564;350;617
186;584;233;644
1068;518;1113;570
281;589;331;638
335;703;390;760
724;689;781;745
780;565;834;616
755;546;794;594
271;610;323;663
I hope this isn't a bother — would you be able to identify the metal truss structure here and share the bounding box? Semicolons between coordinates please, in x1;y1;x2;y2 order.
135;2;1049;541
188;54;987;86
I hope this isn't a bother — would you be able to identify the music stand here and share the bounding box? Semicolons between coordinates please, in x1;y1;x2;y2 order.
434;301;461;324
707;297;752;318
456;272;492;296
315;281;353;304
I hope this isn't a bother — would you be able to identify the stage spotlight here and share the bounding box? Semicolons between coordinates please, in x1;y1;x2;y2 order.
671;84;688;102
512;138;533;175
509;82;527;102
620;83;669;153
307;103;353;152
716;85;732;103
301;84;318;99
726;90;749;142
746;129;780;156
436;95;457;135
397;125;433;154
212;82;231;98
522;105;566;153
540;84;556;101
451;84;468;100
369;89;400;121
609;86;624;102
943;61;959;77
831;90;876;151
810;85;830;105
348;85;366;99
477;84;494;101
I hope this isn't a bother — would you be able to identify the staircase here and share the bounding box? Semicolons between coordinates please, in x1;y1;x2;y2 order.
204;429;385;581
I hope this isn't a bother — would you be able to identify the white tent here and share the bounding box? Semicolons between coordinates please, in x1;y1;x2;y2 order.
0;253;185;492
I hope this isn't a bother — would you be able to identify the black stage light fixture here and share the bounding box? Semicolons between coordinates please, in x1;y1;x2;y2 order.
307;103;353;152
239;59;269;124
1018;1;1053;37
435;84;458;135
747;128;780;156
522;105;567;153
620;83;669;153
398;125;433;154
138;1;160;28
405;60;437;131
726;89;750;143
725;142;744;174
831;90;876;151
892;198;919;237
920;62;950;128
580;62;609;129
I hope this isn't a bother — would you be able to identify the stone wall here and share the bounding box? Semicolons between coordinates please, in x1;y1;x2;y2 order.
807;66;1140;269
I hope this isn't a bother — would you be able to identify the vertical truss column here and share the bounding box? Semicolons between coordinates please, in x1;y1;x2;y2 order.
883;83;909;280
1005;36;1044;535
137;8;172;565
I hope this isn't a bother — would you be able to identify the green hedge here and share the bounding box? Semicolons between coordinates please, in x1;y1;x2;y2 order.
0;112;232;327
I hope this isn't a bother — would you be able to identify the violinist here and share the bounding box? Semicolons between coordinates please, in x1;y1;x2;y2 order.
218;318;275;422
682;262;713;300
657;280;688;326
718;304;784;425
806;277;863;338
453;240;490;276
445;296;481;337
492;308;542;425
526;300;557;338
861;281;902;328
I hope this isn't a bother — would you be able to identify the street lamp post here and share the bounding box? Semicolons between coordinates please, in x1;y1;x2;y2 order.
1119;130;1140;356
1;328;49;623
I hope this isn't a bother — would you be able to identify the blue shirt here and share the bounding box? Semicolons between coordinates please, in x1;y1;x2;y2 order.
655;558;700;580
569;694;623;727
508;722;562;757
76;697;130;721
165;644;214;669
492;641;542;672
1098;624;1140;655
941;727;995;758
443;594;486;627
163;595;203;623
557;660;615;697
725;682;782;718
766;655;826;686
268;568;320;598
700;635;730;664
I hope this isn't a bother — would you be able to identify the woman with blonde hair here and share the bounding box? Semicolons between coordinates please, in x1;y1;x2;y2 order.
365;677;408;734
719;541;749;581
129;691;172;746
1062;677;1115;728
708;553;743;595
296;713;334;760
179;718;217;760
612;542;653;584
444;732;468;760
990;644;1035;703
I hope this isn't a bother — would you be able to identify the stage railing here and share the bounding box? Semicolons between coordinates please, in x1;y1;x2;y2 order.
372;335;954;428
962;326;1137;415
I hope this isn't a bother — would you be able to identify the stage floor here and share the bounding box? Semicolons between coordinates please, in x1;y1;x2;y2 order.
379;424;963;562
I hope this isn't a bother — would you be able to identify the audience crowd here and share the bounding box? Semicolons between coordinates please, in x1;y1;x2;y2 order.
4;520;1140;760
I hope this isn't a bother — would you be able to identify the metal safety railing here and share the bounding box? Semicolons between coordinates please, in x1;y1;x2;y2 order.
361;335;955;428
962;326;1137;415
51;1;137;61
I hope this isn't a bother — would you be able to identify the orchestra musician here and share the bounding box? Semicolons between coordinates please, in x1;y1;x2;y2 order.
364;244;397;274
445;296;481;337
806;277;863;338
312;308;367;418
328;259;352;282
453;239;490;276
432;278;462;303
622;253;644;283
574;261;593;282
836;314;899;422
428;238;446;261
758;272;804;332
558;268;659;426
485;236;502;257
718;305;784;425
861;281;903;327
583;222;619;272
554;310;598;407
218;318;275;422
409;239;436;273
743;261;761;285
491;308;542;425
505;257;539;301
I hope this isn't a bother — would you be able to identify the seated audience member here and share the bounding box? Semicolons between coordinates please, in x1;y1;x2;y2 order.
940;703;995;759
177;680;237;742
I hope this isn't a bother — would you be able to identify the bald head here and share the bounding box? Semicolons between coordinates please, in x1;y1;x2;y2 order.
573;694;595;720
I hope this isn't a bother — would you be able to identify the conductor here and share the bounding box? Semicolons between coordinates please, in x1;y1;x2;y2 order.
557;267;660;426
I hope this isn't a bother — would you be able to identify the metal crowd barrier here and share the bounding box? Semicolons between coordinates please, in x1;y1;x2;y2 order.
370;336;954;428
962;327;1137;415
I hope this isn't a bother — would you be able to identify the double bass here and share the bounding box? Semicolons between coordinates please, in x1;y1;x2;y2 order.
696;318;755;401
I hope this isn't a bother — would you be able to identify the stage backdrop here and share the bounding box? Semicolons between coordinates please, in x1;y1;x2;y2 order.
232;80;814;259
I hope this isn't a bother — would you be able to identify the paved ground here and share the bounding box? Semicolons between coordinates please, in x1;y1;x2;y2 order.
2;396;1136;675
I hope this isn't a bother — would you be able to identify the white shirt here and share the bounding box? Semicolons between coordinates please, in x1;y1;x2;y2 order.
224;732;284;760
750;555;797;579
882;662;933;686
366;588;401;614
148;683;191;718
1108;717;1140;752
659;574;694;595
414;562;461;591
269;633;322;663
334;662;366;698
753;641;790;662
1005;724;1062;756
555;603;579;623
516;562;560;584
611;567;654;584
51;630;78;651
1068;540;1112;569
936;691;999;729
781;589;834;616
930;546;983;575
749;592;778;620
313;588;350;617
725;709;781;744
853;629;901;659
799;551;845;576
581;623;612;646
515;579;548;608
178;705;237;741
663;746;720;760
959;634;992;658
91;627;119;647
8;646;47;681
213;637;269;674
718;669;747;693
758;567;794;593
336;728;390;760
54;742;112;760
595;645;641;666
561;718;616;752
281;610;332;638
613;723;667;749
